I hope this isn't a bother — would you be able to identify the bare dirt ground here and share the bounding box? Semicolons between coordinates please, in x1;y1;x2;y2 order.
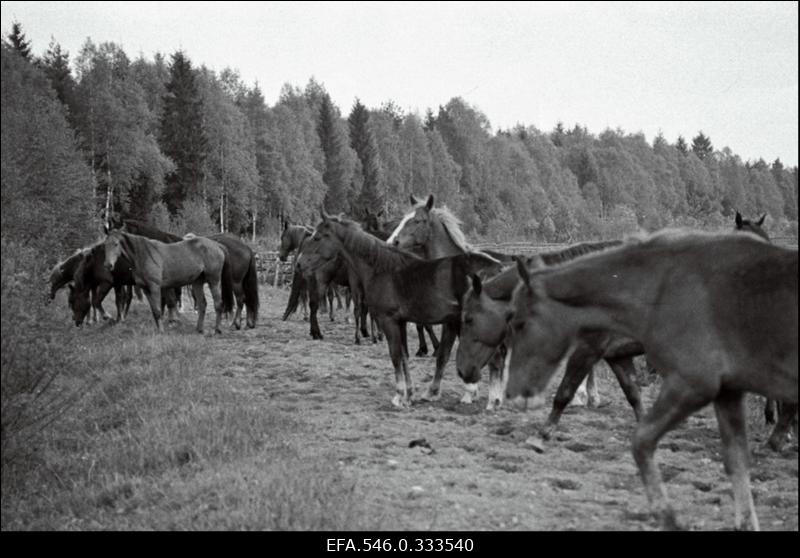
199;285;798;531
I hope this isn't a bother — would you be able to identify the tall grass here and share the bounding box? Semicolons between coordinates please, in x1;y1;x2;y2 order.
2;272;373;530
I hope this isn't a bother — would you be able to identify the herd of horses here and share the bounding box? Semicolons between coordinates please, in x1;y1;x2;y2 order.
48;199;797;531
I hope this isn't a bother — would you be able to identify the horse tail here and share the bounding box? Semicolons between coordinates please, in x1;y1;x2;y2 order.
134;285;143;301
221;253;235;314
283;267;306;320
243;251;260;327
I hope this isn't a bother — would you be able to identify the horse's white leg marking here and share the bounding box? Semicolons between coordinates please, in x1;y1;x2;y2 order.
460;382;478;404
386;211;414;245
487;353;508;411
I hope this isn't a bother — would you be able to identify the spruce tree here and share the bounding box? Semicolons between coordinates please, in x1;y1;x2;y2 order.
5;22;32;60
317;94;352;213
348;98;382;215
691;131;713;160
675;135;688;155
39;38;76;109
159;51;208;214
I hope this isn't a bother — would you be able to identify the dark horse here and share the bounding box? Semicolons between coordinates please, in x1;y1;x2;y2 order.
67;242;139;326
122;220;259;328
104;230;234;333
363;207;440;356
733;211;793;438
48;247;116;323
504;230;797;530
456;241;645;439
313;211;501;407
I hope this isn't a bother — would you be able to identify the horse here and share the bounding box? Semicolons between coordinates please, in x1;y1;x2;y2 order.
206;233;259;329
280;220;343;320
732;210;794;440
504;230;798;530
387;193;606;410
67;242;140;326
456;241;645;434
116;219;183;318
313;210;502;407
103;230;234;334
363;207;441;356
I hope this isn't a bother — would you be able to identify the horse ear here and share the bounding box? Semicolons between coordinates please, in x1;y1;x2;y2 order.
425;194;434;211
470;273;482;296
410;194;420;206
757;214;766;226
735;211;743;228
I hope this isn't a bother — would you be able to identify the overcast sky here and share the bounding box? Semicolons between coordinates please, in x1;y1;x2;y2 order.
2;1;797;166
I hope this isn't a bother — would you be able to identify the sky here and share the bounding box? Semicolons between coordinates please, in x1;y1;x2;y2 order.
2;1;798;166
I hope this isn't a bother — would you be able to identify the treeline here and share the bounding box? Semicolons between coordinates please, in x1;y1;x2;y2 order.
2;24;797;257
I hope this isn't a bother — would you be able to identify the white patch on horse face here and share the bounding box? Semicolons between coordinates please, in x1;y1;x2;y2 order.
386;210;415;245
460;382;478;404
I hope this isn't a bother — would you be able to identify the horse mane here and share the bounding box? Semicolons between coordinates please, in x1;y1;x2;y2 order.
123;219;182;243
431;206;472;252
52;238;104;275
327;215;423;273
536;239;622;266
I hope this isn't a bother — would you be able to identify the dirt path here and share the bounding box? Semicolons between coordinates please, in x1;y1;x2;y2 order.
200;287;798;531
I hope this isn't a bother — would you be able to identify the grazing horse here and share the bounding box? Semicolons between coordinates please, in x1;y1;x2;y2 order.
68;243;139;326
313;211;501;407
456;241;645;431
103;230;234;334
504;230;797;531
363;207;440;356
49;248;114;322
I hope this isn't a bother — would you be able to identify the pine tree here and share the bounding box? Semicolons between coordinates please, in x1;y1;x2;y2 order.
423;108;436;131
5;22;32;60
348;98;382;215
159;51;208;214
691;131;713;160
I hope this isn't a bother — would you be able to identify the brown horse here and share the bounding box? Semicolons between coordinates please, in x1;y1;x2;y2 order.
313;210;502;407
104;230;234;334
504;230;797;530
456;240;645;435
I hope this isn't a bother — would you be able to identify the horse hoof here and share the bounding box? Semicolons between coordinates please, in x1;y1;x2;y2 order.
486;398;503;412
538;426;555;441
391;394;411;409
460;393;474;404
421;390;441;402
354;337;361;345
233;322;241;331
416;348;428;357
587;396;603;409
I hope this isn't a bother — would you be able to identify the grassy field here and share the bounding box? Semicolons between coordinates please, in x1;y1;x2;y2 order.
1;283;797;530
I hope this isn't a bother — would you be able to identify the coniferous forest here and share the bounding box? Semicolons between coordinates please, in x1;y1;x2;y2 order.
2;23;797;263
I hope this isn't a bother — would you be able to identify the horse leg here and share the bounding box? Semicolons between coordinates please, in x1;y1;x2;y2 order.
344;288;351;323
123;285;133;320
146;285;164;333
113;284;124;322
208;281;224;335
328;287;335;322
426;325;440;357
422;322;458;402
586;367;602;408
713;388;759;531
607;356;645;421
631;373;709;530
540;345;596;440
301;289;309;321
415;324;429;357
309;281;323;340
232;283;244;330
94;282;113;321
192;282;206;334
380;318;412;409
352;295;361;345
400;322;409;359
485;344;508;411
766;402;798;452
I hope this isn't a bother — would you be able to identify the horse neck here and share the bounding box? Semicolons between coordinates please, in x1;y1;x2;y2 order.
540;249;660;337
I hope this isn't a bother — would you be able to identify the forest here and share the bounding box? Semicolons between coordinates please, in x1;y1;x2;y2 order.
2;23;798;263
